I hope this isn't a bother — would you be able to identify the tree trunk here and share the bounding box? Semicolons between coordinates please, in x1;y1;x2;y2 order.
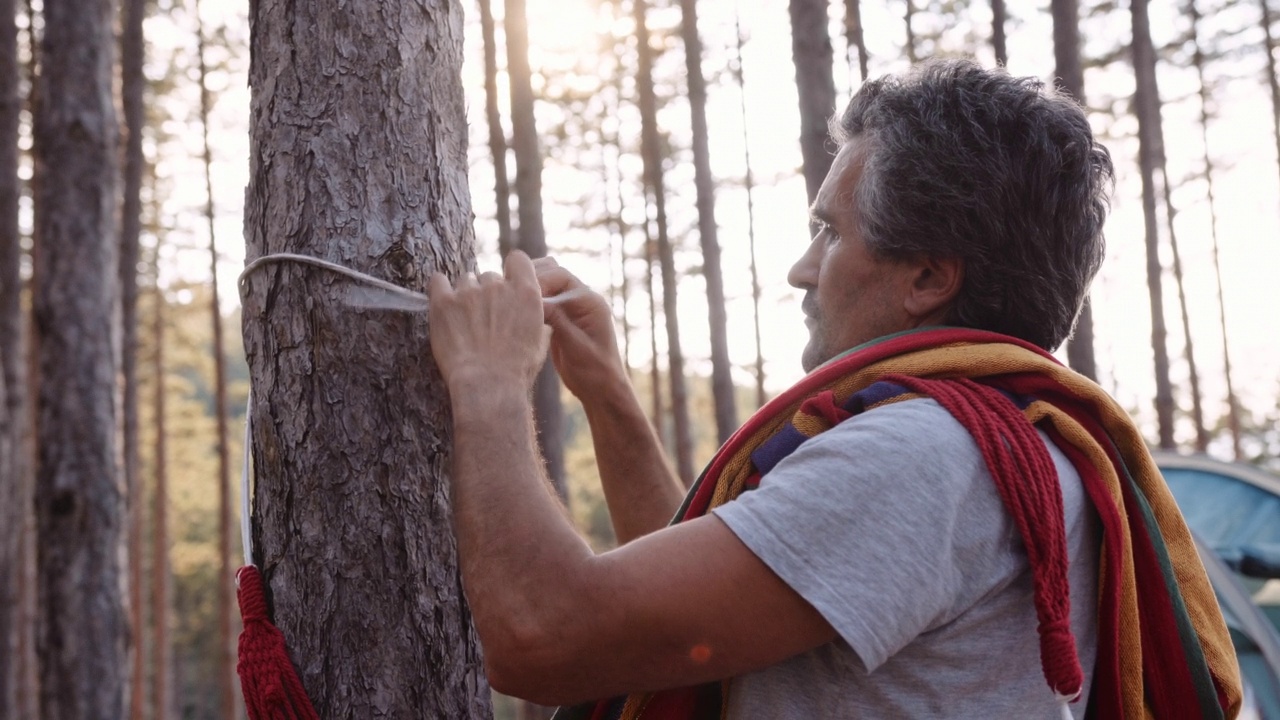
992;0;1008;66
636;0;694;486
480;0;513;260
1051;0;1100;382
843;0;869;83
904;0;918;64
1261;0;1280;195
1159;165;1208;452
789;0;838;206
241;0;491;716
734;10;766;409
33;0;126;714
194;2;237;715
680;0;736;445
1131;0;1177;449
644;230;664;434
120;0;147;711
0;0;22;703
1190;0;1243;459
506;0;566;508
151;253;172;720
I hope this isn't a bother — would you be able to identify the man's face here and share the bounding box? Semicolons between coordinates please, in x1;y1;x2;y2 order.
788;141;922;372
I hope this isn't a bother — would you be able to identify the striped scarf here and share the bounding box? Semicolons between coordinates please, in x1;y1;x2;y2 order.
555;327;1242;720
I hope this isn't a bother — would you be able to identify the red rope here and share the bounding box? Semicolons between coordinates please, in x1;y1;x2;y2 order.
236;565;321;720
884;375;1083;701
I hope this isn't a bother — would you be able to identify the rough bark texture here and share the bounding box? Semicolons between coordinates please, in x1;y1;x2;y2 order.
33;0;126;714
480;0;513;260
505;0;566;502
194;3;238;715
0;0;21;703
241;1;491;716
1261;0;1280;195
636;0;694;486
0;0;21;701
680;0;737;446
1051;0;1098;382
992;0;1008;65
843;0;869;83
120;0;147;712
1190;0;1243;459
1131;0;1177;448
734;12;766;409
789;0;837;206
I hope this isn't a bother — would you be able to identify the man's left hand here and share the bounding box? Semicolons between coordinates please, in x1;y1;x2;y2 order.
428;251;547;391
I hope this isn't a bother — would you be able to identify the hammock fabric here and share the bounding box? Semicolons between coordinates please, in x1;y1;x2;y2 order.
555;327;1242;720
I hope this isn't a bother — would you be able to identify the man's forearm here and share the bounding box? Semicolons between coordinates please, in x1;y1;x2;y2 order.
448;378;594;656
582;378;686;545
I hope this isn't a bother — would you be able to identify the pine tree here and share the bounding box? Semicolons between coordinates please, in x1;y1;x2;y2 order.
789;0;837;206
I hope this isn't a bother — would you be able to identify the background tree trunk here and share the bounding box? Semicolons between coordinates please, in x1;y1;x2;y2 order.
1052;0;1100;382
1159;166;1208;451
991;0;1008;65
506;0;566;508
904;0;918;64
0;0;22;703
151;270;172;720
734;11;766;409
680;0;736;445
644;230;664;433
1260;0;1280;195
1190;0;1243;459
1131;0;1177;449
119;0;147;711
33;0;127;715
636;0;694;486
194;1;237;715
480;0;513;260
789;0;837;206
843;0;869;83
241;0;491;716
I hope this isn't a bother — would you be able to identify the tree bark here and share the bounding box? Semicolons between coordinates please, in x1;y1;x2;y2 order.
636;0;694;486
1131;0;1177;449
241;0;491;716
680;0;736;445
0;0;22;703
789;0;838;206
194;2;237;715
1190;0;1243;459
506;0;566;507
992;0;1008;66
151;264;172;720
1260;0;1280;196
843;0;869;83
119;0;147;712
33;0;126;714
734;10;766;409
480;0;513;260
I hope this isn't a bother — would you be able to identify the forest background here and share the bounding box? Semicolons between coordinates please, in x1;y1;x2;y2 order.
3;0;1280;716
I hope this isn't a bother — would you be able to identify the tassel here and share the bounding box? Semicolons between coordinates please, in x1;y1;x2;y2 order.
236;565;321;720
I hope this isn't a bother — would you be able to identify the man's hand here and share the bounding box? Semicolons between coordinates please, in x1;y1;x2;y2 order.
429;251;547;391
534;257;628;401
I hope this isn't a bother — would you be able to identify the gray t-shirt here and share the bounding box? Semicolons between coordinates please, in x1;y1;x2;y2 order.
711;398;1100;719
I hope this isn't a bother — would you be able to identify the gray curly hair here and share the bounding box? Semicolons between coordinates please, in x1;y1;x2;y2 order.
833;58;1114;351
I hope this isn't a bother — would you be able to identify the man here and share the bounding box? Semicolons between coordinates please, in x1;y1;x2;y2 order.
428;60;1240;719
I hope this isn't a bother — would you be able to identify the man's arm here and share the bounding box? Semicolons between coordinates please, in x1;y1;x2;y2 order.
430;254;836;705
534;258;684;543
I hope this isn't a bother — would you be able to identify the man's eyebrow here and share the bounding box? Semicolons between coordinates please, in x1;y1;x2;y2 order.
809;206;835;227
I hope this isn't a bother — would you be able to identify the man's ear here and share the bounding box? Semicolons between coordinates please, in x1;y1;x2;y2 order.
903;256;964;321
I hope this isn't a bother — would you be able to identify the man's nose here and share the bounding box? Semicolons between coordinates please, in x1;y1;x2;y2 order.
788;238;820;290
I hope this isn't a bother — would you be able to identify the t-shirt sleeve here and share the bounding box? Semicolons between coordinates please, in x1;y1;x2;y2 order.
711;398;1018;673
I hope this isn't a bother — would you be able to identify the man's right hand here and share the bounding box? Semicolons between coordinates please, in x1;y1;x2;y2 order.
534;257;627;402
